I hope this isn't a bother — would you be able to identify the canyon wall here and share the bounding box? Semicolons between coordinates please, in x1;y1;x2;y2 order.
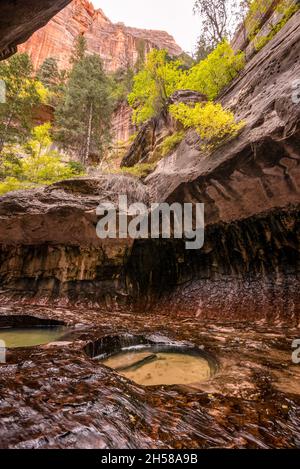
18;0;183;73
111;103;136;145
0;11;299;316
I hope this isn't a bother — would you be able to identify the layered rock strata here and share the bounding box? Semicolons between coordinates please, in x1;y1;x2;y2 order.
18;0;183;73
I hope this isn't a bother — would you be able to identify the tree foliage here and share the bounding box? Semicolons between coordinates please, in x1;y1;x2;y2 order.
37;57;67;106
183;41;245;100
110;66;135;106
37;57;60;90
128;49;184;125
161;131;185;157
55;36;113;164
0;123;84;195
193;0;250;54
169;102;244;150
128;43;245;124
0;53;48;153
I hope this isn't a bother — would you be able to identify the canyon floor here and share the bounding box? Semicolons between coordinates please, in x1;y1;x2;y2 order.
0;300;299;449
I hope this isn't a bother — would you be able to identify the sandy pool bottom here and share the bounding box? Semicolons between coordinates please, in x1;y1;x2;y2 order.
102;351;212;386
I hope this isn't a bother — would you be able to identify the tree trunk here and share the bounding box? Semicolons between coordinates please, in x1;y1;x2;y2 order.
83;102;93;166
0;111;14;155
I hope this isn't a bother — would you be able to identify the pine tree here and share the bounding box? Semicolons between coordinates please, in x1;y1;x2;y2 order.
70;34;87;65
55;40;112;165
37;57;60;90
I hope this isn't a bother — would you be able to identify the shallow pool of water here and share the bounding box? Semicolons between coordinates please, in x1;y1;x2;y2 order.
101;349;212;386
0;327;67;348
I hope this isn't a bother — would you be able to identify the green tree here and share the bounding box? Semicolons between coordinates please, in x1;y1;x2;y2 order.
128;43;245;125
37;57;67;107
193;0;249;49
135;39;146;72
0;53;47;154
37;57;60;90
194;34;214;62
110;66;135;106
55;52;112;164
71;34;87;65
193;0;250;62
128;49;184;125
183;41;245;100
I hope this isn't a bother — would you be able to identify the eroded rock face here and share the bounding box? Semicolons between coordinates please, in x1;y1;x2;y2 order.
18;0;183;72
0;176;150;303
0;13;299;310
146;11;300;224
121;90;207;167
0;0;71;60
111;103;136;145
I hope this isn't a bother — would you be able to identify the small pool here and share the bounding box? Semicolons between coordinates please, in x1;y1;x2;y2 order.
0;326;68;348
100;345;215;386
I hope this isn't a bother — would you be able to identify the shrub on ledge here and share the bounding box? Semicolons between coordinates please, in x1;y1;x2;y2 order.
169;102;245;151
161;131;185;157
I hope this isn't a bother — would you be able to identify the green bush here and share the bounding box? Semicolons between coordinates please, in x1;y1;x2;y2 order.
128;49;183;125
245;0;299;47
0;123;85;195
160;131;185;157
128;43;245;124
254;2;300;51
182;41;245;100
0;177;33;195
169;102;245;151
114;163;156;179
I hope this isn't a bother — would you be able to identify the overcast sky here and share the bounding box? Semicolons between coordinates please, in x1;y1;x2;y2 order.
93;0;201;54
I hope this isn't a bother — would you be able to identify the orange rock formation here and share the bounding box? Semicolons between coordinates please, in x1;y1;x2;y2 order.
19;0;183;72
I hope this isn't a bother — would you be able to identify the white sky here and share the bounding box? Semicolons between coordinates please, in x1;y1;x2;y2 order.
93;0;201;54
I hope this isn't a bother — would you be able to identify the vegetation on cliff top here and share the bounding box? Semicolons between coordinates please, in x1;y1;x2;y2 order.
169;102;244;150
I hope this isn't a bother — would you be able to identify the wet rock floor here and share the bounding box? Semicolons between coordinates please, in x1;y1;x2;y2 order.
0;303;299;449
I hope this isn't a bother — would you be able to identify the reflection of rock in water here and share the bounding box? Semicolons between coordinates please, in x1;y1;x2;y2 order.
104;352;158;372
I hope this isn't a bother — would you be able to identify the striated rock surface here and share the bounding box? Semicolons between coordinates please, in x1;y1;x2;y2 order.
111;103;136;145
18;0;183;72
0;0;71;60
0;309;299;448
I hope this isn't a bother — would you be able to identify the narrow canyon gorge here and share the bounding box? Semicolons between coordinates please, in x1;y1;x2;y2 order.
0;0;299;451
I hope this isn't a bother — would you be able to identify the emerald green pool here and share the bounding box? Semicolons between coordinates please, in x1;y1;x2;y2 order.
0;327;67;348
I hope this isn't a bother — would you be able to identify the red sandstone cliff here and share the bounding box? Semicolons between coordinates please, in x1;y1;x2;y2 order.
18;0;183;72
